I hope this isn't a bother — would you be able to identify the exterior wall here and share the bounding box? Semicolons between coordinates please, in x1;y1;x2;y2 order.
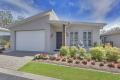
66;24;101;46
50;24;101;51
10;31;15;51
50;25;62;51
10;15;51;52
106;34;120;47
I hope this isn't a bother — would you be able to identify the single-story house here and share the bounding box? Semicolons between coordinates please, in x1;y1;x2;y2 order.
0;27;10;41
8;10;106;52
101;27;120;47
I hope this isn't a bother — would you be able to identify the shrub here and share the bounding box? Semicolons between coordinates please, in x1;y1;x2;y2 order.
67;58;73;63
75;60;80;64
107;63;115;68
77;48;86;59
61;58;67;62
56;57;61;61
91;61;95;65
90;47;106;61
117;59;120;63
99;62;104;67
69;46;78;57
0;39;9;45
84;53;91;61
105;47;120;62
34;54;48;60
49;56;56;60
60;46;69;56
117;64;120;69
82;60;87;65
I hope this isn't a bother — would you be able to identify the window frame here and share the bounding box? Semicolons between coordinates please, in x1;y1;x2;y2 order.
70;32;78;46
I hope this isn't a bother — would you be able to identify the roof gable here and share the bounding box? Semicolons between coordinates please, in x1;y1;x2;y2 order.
8;10;59;29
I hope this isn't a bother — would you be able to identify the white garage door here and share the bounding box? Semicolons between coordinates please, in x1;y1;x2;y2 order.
16;30;45;51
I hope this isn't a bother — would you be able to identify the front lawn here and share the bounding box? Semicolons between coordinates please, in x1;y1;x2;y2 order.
18;62;120;80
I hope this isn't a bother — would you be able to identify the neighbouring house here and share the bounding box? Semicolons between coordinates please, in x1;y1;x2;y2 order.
8;10;106;52
101;27;120;47
0;27;10;41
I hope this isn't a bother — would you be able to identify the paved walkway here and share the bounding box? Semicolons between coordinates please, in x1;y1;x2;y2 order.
0;68;59;80
0;51;33;70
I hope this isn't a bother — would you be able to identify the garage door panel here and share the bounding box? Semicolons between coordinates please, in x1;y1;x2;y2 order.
16;31;45;51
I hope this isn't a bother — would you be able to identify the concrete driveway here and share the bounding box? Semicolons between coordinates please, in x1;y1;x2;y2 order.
0;51;34;70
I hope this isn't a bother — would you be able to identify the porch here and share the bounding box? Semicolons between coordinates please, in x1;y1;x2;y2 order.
49;21;68;51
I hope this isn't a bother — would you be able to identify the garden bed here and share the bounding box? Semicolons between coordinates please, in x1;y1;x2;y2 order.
33;45;120;73
33;57;120;73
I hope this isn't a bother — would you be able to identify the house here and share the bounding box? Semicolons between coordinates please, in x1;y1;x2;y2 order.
8;10;106;52
0;27;10;41
101;27;120;47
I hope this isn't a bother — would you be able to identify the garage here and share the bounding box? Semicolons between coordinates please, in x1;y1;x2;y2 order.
16;30;45;51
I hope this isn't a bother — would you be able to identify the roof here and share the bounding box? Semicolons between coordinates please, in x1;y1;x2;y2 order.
0;27;9;32
8;10;106;29
49;20;106;28
101;27;120;36
8;10;57;29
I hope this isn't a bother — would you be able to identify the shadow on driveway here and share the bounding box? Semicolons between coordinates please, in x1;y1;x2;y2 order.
1;51;40;57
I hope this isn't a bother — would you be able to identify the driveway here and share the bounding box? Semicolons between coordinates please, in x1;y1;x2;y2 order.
0;51;34;70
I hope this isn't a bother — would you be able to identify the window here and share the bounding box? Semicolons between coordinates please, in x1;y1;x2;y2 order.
83;32;92;47
88;32;92;46
70;32;78;46
83;32;87;47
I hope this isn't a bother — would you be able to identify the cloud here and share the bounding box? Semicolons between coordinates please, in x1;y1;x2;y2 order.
0;0;41;18
103;17;120;30
78;0;119;22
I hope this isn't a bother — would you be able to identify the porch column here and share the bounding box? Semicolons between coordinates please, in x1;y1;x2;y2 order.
62;24;66;46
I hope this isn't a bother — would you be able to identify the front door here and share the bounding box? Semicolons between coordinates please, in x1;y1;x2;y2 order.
56;32;62;49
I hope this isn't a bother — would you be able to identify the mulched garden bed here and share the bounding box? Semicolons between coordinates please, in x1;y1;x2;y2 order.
33;54;120;73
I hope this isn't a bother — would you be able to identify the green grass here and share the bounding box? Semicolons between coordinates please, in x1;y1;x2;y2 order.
19;62;120;80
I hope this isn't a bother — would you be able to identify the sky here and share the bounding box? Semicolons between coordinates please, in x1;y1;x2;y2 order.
0;0;120;29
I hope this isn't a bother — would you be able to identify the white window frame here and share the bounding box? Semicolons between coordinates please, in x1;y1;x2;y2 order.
70;32;78;46
83;31;92;47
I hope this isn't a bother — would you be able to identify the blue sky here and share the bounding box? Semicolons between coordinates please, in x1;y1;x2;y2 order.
0;0;120;29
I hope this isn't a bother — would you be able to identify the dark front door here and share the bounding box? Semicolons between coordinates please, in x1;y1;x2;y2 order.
56;32;62;49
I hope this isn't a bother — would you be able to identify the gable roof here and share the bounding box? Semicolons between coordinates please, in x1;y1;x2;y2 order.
8;9;106;29
8;10;58;29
